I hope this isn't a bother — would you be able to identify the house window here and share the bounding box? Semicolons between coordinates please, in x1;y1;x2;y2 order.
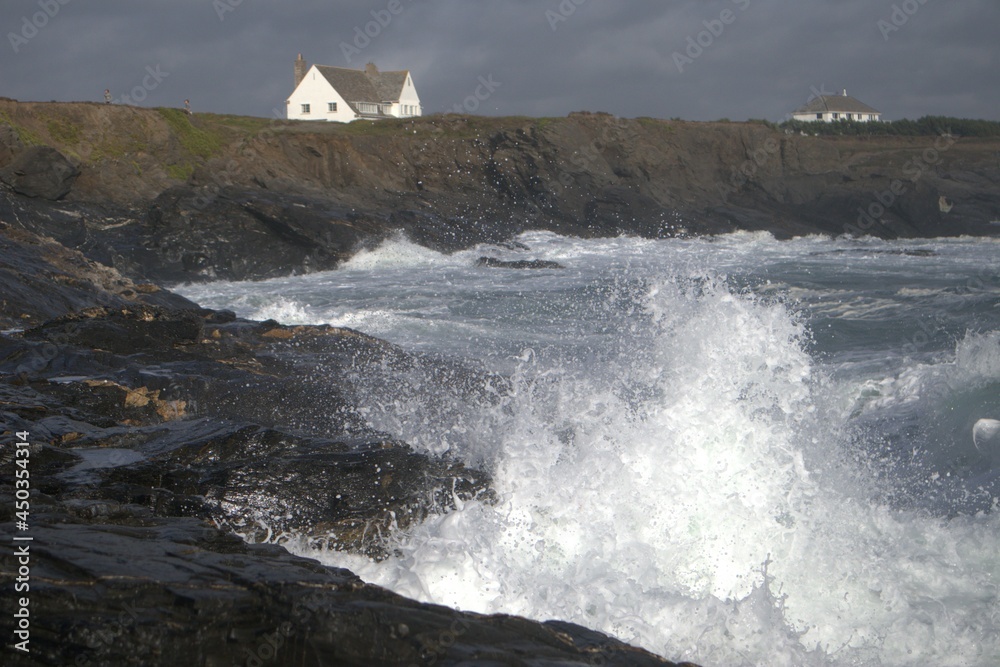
328;102;337;113
816;113;822;120
832;113;839;120
301;104;311;114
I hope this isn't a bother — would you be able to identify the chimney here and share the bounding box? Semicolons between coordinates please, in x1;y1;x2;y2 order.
294;53;308;88
365;62;379;79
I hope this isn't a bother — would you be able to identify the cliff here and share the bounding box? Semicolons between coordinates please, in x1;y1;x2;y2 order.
2;98;999;283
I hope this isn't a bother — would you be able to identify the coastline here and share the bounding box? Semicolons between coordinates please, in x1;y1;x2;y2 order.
2;99;999;286
3;99;1000;664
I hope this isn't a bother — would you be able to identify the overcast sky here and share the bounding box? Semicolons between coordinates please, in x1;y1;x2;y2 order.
1;0;997;122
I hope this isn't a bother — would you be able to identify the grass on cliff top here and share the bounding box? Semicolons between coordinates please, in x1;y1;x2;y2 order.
0;109;43;146
273;113;564;140
46;118;83;146
155;107;228;158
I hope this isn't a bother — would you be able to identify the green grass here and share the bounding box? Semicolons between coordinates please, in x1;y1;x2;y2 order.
46;118;82;145
0;110;43;146
634;117;676;138
90;127;147;162
534;117;560;131
166;162;194;181
780;116;1000;137
197;112;274;136
156;107;226;158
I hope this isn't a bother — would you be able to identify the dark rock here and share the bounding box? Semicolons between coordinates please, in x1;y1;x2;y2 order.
0;145;80;200
0;506;684;666
0;123;23;167
96;423;494;556
138;185;389;282
24;305;204;354
0;225;199;330
477;256;565;270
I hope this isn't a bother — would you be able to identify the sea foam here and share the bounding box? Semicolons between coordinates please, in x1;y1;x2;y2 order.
290;274;1000;666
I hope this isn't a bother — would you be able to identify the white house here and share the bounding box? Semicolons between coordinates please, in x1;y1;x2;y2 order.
791;90;882;123
286;54;421;122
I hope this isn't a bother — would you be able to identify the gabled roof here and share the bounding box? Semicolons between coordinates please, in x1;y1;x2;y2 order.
312;65;410;116
794;93;881;115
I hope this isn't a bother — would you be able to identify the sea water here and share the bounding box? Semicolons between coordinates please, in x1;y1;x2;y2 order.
178;231;1000;666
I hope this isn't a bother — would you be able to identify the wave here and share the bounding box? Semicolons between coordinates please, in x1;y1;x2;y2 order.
340;233;459;271
286;273;1000;667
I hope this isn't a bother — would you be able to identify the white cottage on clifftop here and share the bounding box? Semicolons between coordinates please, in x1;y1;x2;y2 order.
791;90;882;123
286;54;422;123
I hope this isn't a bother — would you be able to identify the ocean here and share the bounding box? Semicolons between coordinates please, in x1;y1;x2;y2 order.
177;231;1000;667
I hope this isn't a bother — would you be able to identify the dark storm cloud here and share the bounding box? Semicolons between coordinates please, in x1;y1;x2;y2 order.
1;0;996;121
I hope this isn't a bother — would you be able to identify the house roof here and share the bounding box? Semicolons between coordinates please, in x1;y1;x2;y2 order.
794;93;881;115
313;64;410;116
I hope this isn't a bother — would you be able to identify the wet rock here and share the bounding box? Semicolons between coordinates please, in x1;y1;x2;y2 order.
24;305;205;354
477;256;565;270
0;298;508;552
0;224;198;330
139;185;389;283
94;422;493;556
0;145;80;200
0;506;685;666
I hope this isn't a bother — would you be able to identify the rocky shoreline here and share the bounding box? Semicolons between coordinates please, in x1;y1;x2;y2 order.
2;99;999;285
3;100;1000;665
1;222;690;665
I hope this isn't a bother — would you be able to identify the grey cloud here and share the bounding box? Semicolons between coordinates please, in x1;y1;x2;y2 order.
0;0;995;121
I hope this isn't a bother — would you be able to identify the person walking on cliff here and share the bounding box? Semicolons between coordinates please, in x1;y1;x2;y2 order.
104;89;112;104
184;99;192;115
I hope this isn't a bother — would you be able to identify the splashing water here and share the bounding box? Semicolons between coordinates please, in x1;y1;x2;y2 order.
181;233;1000;666
285;276;997;666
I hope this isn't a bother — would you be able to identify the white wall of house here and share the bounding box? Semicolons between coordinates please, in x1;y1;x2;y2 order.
286;66;356;122
287;65;423;122
395;73;422;118
792;111;881;123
